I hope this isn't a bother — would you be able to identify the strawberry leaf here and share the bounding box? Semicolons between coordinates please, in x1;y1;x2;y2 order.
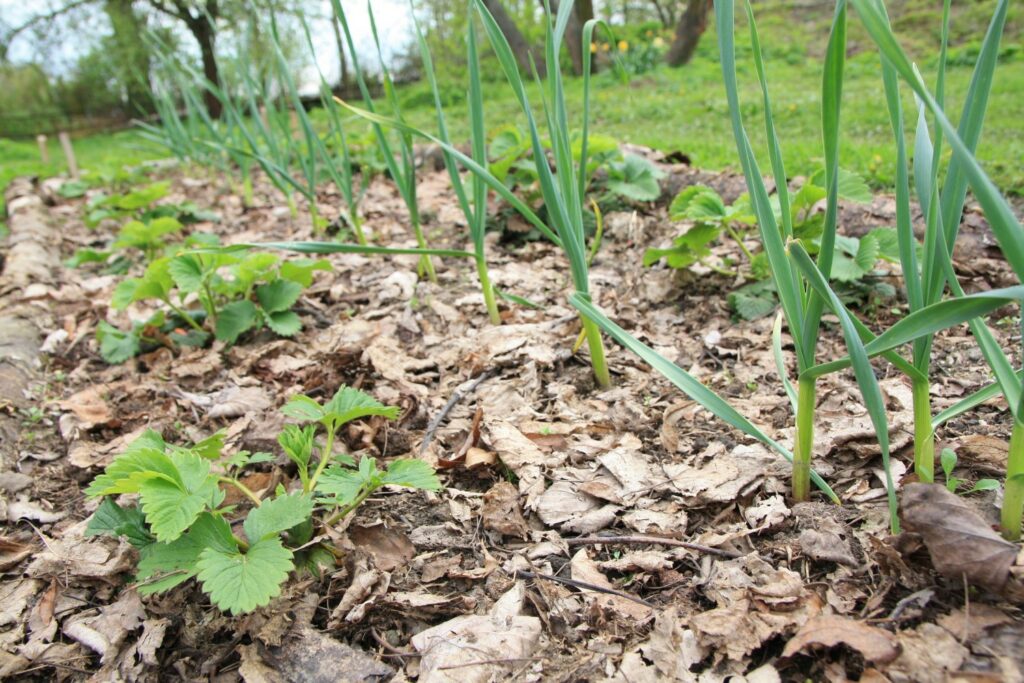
380;459;441;491
243;493;313;542
196;537;294;615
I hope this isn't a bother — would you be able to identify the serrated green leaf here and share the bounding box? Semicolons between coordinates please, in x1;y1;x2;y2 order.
191;431;226;460
855;232;880;273
643;223;721;269
85;498;153;548
86;442;175;497
234;253;280;290
136;533;204;594
607;155;663;202
215;300;258;343
243;492;313;542
116;182;169;210
168;255;205;293
96;321;141;364
266;310;302;337
322;385;400;429
138;450;221;542
278;424;316;468
280;396;325;422
869;227;900;263
279;258;332;287
256;280;303;314
316;465;368;505
729;281;778;320
669;185;727;222
196;537;294;615
380;459;441;491
188;512;238;554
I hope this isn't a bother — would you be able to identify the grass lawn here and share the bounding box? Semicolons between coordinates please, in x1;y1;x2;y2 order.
0;131;164;232
2;0;1021;234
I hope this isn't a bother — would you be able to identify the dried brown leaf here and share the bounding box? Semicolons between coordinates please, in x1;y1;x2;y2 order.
348;524;415;572
781;615;900;664
901;483;1017;593
481;481;529;539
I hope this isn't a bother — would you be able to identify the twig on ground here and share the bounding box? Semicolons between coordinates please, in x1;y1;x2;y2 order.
514;569;655;608
439;657;542;671
419;369;496;454
564;534;744;559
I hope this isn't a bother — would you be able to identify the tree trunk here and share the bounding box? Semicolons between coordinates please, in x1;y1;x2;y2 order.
191;15;222;118
330;7;349;92
666;0;711;67
481;0;544;78
104;0;153;115
547;0;585;76
575;0;596;73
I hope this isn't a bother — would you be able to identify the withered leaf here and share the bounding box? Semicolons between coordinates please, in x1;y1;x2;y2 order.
901;483;1017;593
481;481;529;539
782;615;900;664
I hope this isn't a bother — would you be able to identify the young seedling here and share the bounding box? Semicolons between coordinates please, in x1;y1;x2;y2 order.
940;449;999;496
414;11;500;323
85;386;440;615
714;0;872;506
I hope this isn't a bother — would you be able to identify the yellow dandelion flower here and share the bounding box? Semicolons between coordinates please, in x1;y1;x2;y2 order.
653;36;665;48
590;42;598;53
617;40;629;52
600;42;610;52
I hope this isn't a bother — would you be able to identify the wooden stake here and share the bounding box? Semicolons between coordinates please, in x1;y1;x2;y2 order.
36;135;49;164
58;132;79;180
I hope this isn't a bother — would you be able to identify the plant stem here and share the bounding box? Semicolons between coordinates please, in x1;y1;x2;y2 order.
1002;418;1024;541
911;378;935;483
242;174;254;207
725;224;756;263
162;299;205;332
410;213;438;283
306;427;337;493
580;315;611;388
350;210;368;246
310;202;321;234
323;485;375;527
476;257;501;325
218;476;262;506
793;376;817;501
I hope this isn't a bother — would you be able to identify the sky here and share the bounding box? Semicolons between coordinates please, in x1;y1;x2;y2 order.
0;0;416;86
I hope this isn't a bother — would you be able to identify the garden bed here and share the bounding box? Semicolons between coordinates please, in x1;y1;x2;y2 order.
1;158;1022;681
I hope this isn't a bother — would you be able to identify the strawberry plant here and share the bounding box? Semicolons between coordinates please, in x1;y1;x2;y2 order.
98;249;330;362
85;386;440;615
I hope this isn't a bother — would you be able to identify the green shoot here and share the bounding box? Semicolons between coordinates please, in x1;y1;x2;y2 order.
414;8;500;323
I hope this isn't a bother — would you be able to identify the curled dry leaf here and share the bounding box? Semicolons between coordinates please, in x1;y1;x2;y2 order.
799;529;858;567
781;614;900;664
58;385;113;429
570;549;654;623
410;583;541;683
481;481;530;539
239;625;393;683
207;386;271;419
901;483;1017;593
348;524;415;572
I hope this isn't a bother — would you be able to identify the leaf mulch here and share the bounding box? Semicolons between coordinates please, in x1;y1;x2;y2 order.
1;150;1023;682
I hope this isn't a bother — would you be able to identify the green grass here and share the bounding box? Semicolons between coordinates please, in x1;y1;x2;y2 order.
0;130;165;232
387;7;1022;197
2;0;1020;235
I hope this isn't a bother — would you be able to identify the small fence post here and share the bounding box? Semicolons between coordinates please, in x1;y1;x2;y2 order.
58;131;80;180
37;135;49;164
